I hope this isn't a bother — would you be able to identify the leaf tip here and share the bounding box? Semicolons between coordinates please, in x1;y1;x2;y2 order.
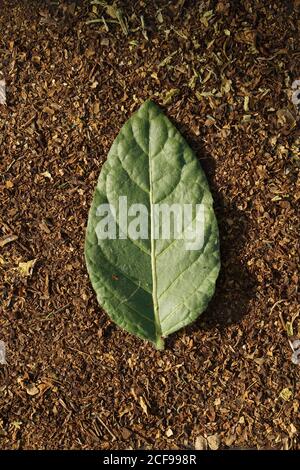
139;98;159;112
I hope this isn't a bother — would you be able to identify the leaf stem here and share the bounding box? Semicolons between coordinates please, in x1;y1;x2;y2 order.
155;336;165;351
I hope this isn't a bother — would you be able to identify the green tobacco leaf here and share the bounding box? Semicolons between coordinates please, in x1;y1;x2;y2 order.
85;100;220;349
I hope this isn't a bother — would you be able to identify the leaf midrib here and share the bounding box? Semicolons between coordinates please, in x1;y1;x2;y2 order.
147;115;163;350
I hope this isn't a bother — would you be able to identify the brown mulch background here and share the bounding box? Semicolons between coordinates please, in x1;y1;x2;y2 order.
0;0;299;450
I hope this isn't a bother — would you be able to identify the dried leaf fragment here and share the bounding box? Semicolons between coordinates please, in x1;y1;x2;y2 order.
244;96;250;112
280;388;292;401
277;108;296;130
207;433;221;450
290;423;297;435
286;321;293;337
26;383;39;396
18;259;37;277
41;171;52;180
5;180;13;189
162;88;179;105
121;427;132;440
235;29;257;46
139;396;148;415
12;421;22;429
42;106;55;115
195;435;208;450
0;234;18;248
221;79;232;94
